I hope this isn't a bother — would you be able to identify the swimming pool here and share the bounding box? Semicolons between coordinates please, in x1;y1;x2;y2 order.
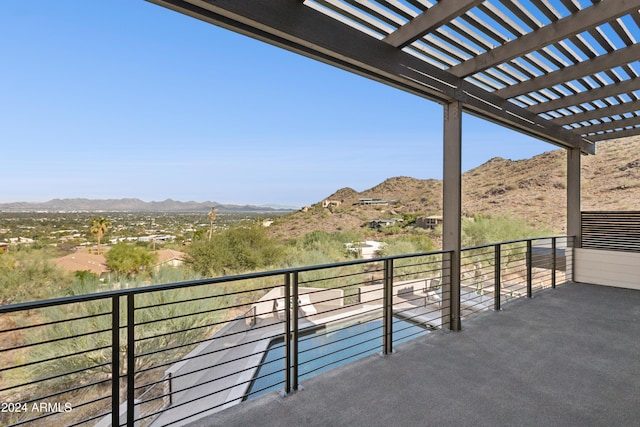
246;315;428;399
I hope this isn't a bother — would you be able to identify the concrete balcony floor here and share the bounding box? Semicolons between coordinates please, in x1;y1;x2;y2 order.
186;283;640;427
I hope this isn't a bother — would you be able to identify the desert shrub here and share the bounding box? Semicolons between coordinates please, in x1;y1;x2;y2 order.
186;225;286;276
462;214;551;247
0;256;68;305
105;243;158;279
14;281;228;399
378;235;436;256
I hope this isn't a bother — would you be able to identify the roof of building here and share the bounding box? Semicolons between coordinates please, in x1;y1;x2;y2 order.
155;249;187;265
54;252;108;276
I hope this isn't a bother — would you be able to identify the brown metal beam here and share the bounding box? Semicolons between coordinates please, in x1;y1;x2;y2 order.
495;43;640;99
578;115;640;134
450;0;640;78
551;99;640;125
527;78;640;114
383;0;484;49
586;126;640;141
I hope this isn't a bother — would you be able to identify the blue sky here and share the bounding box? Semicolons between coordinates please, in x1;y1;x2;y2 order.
1;1;556;207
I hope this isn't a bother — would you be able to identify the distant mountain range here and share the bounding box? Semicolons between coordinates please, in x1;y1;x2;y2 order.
0;198;295;213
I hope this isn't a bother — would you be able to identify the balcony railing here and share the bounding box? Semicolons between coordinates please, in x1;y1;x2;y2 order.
0;236;572;427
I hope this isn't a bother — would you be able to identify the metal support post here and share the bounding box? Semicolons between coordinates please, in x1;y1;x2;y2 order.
494;244;501;311
127;294;135;427
291;272;299;391
443;100;463;331
383;259;393;354
551;237;557;289
112;296;120;427
283;273;291;394
526;240;533;298
567;147;582;249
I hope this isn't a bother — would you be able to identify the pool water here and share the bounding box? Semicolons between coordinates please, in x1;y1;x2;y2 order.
246;316;428;398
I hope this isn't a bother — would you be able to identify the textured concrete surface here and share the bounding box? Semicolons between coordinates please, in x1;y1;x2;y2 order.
184;283;640;427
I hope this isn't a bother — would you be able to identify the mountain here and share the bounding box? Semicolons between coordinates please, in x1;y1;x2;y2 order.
268;136;640;239
0;198;294;213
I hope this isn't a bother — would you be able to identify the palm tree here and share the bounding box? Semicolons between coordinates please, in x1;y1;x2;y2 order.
208;207;216;240
90;217;111;253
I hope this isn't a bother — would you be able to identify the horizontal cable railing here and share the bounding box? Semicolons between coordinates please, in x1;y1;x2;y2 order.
582;211;640;252
0;236;573;427
460;236;574;319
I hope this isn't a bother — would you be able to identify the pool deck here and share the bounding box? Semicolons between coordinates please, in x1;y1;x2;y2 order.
150;291;444;426
183;282;640;427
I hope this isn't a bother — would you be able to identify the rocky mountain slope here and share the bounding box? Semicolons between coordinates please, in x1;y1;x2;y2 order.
268;136;640;239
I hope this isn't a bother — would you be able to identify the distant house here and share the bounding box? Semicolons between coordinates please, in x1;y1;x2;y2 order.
359;198;389;206
322;199;342;208
155;249;186;268
415;215;443;230
54;252;109;277
139;234;176;243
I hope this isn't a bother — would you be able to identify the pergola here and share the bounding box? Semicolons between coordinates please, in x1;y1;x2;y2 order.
147;0;640;330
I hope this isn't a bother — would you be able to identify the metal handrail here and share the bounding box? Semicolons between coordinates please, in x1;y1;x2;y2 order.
0;237;573;427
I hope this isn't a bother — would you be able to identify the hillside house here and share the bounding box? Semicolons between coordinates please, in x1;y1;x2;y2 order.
155;249;186;268
322;199;342;208
415;215;443;230
359;198;388;206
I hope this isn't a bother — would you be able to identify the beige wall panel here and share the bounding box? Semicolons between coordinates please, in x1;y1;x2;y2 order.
575;249;640;290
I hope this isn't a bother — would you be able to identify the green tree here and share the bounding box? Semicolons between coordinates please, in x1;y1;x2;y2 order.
105;243;157;278
90;217;111;253
186;225;285;276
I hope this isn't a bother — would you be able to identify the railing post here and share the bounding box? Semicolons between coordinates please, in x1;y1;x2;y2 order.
451;251;461;331
283;273;291;395
127;294;135;427
494;244;501;311
291;271;299;391
112;296;120;427
527;240;533;298
440;252;458;330
551;237;557;289
383;259;393;354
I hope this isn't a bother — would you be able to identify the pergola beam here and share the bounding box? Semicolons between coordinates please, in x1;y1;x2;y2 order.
586;126;640;141
495;43;640;99
527;78;640;114
552;99;640;125
147;0;595;154
578;115;640;135
383;0;484;49
449;0;640;78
